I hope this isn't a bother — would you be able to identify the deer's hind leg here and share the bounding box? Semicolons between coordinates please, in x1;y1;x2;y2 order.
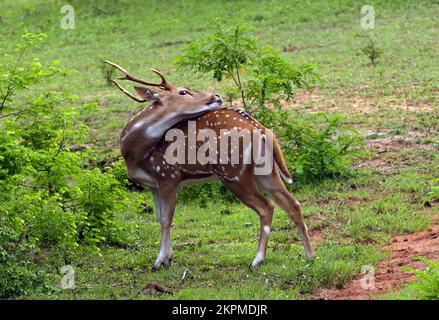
256;171;315;260
220;176;274;268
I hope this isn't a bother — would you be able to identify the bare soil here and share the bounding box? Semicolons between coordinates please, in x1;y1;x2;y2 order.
314;223;439;300
288;88;435;114
354;130;434;171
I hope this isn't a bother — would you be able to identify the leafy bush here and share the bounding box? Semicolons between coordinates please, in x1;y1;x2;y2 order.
397;258;439;300
407;258;439;299
0;255;50;299
0;34;141;297
246;45;318;111
254;107;363;183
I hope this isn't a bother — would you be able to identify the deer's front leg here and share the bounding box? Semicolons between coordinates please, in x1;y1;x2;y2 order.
151;186;177;272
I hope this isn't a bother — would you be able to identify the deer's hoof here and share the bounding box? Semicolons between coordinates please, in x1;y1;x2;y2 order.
151;264;162;272
306;249;316;261
249;259;264;270
151;257;172;272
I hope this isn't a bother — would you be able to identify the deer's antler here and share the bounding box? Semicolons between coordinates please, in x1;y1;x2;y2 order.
105;61;173;102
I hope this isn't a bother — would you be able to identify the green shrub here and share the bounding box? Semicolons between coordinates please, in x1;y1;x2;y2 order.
246;45;318;110
254;107;363;183
0;33;142;297
400;258;439;300
0;256;50;299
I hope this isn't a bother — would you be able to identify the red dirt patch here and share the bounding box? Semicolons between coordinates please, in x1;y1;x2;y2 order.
353;130;434;172
314;224;439;300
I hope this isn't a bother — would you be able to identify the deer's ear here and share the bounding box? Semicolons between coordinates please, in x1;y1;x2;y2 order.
134;86;160;101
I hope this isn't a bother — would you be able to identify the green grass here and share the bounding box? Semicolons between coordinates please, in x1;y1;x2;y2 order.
1;0;438;299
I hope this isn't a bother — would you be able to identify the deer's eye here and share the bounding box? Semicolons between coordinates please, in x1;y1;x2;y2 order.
179;90;189;96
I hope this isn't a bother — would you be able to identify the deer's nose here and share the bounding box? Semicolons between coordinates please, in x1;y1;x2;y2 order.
214;94;222;102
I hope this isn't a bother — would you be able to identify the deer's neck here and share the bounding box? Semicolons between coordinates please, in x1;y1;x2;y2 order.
120;105;182;164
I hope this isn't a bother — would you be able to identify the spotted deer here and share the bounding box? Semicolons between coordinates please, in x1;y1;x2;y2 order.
106;61;314;271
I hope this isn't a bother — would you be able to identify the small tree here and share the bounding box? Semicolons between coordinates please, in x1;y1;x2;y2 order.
175;21;258;110
175;20;318;112
246;46;318;111
358;34;382;65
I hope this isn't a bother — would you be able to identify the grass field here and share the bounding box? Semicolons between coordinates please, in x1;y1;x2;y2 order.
1;0;438;299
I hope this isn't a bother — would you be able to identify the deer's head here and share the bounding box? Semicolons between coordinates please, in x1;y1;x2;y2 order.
105;61;222;116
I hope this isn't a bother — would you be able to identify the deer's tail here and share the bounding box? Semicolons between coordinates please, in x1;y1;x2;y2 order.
265;130;293;184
